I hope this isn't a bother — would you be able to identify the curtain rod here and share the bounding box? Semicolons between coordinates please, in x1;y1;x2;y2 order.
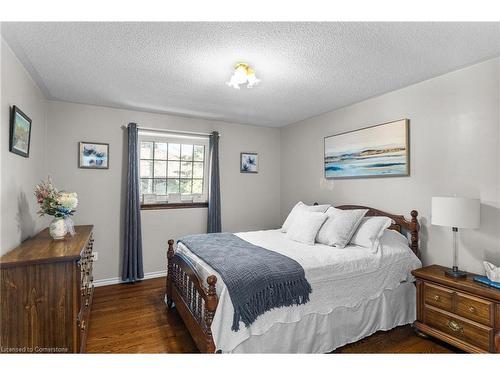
121;125;214;137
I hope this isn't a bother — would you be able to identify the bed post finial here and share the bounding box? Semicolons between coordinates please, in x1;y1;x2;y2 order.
205;275;218;353
410;210;420;259
166;239;175;308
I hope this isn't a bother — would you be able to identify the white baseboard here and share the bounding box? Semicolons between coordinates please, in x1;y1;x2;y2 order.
94;270;167;287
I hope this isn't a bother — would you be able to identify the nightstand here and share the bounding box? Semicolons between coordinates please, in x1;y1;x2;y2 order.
412;265;500;353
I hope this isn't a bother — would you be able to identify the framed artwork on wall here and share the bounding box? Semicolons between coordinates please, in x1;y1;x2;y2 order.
240;152;258;173
9;106;32;158
324;119;409;179
78;142;109;169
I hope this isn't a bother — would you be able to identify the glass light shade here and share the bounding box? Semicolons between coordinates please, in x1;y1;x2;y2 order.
226;63;260;89
246;73;260;88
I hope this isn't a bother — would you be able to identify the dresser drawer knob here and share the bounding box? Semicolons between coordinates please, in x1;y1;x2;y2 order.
433;295;440;301
447;320;463;334
468;306;476;313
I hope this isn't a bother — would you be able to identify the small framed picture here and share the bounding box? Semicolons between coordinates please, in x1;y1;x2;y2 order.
181;194;193;203
79;142;109;169
155;194;168;203
192;194;205;203
9;106;32;158
143;194;157;204
168;193;181;203
240;152;258;173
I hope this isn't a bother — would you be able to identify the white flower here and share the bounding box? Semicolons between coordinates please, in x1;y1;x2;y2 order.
58;192;78;210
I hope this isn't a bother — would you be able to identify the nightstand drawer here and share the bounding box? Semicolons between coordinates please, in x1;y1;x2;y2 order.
456;292;493;326
424;306;492;351
424;283;453;311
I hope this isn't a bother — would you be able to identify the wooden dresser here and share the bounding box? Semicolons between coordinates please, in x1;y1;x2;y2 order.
412;265;500;353
0;225;94;353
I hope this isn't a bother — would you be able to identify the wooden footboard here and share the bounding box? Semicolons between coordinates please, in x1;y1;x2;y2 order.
166;239;218;353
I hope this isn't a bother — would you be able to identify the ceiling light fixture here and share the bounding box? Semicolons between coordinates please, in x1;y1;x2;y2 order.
226;62;260;89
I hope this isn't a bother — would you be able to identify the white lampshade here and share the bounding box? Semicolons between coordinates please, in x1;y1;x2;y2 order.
431;197;480;229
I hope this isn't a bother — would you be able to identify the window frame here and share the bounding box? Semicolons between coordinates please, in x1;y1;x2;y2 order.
138;131;210;210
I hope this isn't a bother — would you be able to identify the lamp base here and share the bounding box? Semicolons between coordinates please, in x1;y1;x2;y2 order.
445;267;467;279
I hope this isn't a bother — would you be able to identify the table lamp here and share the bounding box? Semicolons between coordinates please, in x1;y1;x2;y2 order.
431;197;480;278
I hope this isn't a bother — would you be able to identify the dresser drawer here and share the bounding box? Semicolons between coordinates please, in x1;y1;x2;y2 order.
424;283;453;311
424;306;493;351
455;292;493;326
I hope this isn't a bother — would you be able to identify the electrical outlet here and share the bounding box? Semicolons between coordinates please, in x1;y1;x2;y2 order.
92;251;98;261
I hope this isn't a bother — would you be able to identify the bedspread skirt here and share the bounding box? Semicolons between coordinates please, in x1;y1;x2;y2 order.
227;282;416;353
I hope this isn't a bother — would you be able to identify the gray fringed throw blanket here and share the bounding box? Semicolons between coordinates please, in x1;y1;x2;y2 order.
178;233;312;332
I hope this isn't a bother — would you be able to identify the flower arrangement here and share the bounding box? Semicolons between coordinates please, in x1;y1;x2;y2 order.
35;177;78;238
35;177;78;218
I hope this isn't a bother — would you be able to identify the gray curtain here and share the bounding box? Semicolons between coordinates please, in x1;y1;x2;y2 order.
207;131;221;233
122;123;144;282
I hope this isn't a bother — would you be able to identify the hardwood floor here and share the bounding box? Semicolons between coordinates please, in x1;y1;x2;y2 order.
86;277;198;353
332;325;460;353
86;277;460;354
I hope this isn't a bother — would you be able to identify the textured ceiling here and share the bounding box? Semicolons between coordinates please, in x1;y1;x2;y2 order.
2;22;500;127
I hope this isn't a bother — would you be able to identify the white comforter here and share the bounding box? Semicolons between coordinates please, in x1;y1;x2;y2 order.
175;229;421;352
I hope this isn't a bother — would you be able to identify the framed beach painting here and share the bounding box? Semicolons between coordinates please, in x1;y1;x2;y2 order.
240;152;258;173
9;106;32;158
324;119;409;179
79;142;109;169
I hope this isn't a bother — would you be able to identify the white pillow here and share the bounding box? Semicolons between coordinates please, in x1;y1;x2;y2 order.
316;207;368;248
350;216;393;252
281;201;330;233
381;228;410;247
286;211;328;245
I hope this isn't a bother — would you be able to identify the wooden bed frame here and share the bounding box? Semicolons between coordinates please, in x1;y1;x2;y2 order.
165;205;420;353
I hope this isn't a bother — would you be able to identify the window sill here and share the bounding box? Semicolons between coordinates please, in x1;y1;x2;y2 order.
140;202;208;210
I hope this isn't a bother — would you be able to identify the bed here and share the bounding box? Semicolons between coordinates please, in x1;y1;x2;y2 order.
165;205;421;353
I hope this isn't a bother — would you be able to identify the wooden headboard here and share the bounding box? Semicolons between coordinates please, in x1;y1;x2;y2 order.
314;203;420;259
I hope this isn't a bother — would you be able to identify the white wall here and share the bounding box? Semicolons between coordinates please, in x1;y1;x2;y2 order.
1;38;49;254
46;101;281;280
280;57;500;275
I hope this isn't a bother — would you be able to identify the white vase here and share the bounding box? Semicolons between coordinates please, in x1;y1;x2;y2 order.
49;217;67;240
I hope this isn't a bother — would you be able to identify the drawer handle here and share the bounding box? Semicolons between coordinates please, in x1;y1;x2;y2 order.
80;321;86;331
447;320;463;334
468;306;476;313
433;295;440;301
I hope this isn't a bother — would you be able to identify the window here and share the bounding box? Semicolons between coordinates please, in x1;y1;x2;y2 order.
138;131;209;208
